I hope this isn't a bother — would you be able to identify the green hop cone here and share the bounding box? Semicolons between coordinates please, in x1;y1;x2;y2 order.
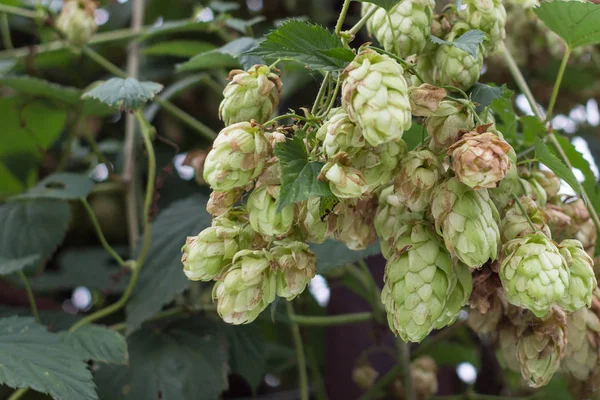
425;100;475;153
353;140;406;192
517;172;547;207
431;177;500;268
272;240;317;300
394;149;443;212
434;261;473;329
298;197;331;244
342;49;412;146
460;0;507;54
247;185;295;237
316;108;366;158
182;211;253;281
557;239;596;312
219;65;282;125
363;0;435;57
55;0;98;47
499;196;551;242
381;223;456;342
529;170;561;200
489;157;519;212
561;199;597;256
213;249;277;324
499;232;570;317
516;308;568;388
320;154;369;199
333;198;378;251
562;308;600;381
431;23;484;90
203;122;270;191
448;130;513;190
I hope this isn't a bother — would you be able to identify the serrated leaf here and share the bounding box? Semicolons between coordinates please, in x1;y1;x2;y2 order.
227;325;266;390
275;137;333;211
177;37;258;72
0;199;71;274
554;134;596;185
312;240;381;274
534;1;600;49
126;195;211;334
535;137;581;196
318;47;355;62
357;0;402;11
249;20;350;71
470;83;506;111
60;325;128;365
520;116;546;146
143;40;216;58
0;255;40;276
82;78;163;112
0;316;97;400
95;318;228;400
430;29;485;58
13;173;94;200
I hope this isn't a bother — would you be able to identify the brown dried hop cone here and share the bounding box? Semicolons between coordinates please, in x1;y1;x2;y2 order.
206;188;245;217
394;149;443;212
392;356;439;400
562;308;600;381
516;307;568;388
409;84;447;116
447;128;513;190
499;196;551;242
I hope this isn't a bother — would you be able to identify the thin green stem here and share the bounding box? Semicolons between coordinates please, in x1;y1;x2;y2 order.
516;158;538;166
269;58;282;69
359;363;403;400
0;4;38;19
290;312;373;326
1;13;13;49
57;110;84;171
81;46;125;77
319;74;342;118
287;302;309;400
399;341;414;400
546;47;571;122
264;113;310;127
386;13;401;57
334;0;352;37
442;85;469;100
19;271;39;323
7;388;28;400
312;72;331;115
81;198;126;267
307;345;329;400
347;5;377;36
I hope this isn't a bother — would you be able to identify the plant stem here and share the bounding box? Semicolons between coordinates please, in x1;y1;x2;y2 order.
335;0;352;37
359;363;403;400
18;271;39;323
347;5;377;36
307;345;329;400
264;113;310;127
81;45;125;77
1;13;13;49
312;72;331;115
81;198;126;266
287;302;309;400
546;47;571;122
399;341;414;400
291;312;374;326
7;388;28;400
319;74;342;118
0;4;37;19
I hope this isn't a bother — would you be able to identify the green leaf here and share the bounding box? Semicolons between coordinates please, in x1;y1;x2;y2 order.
143;40;216;58
141;19;212;40
430;29;485;58
227;325;266;390
176;37;258;72
318;47;356;62
82;78;163;112
224;16;266;34
249;20;351;71
313;240;381;274
534;1;600;49
520;116;546;146
210;0;240;13
13;173;94;200
0;316;97;400
60;325;128;365
0;76;81;104
535;137;581;195
357;0;402;11
0;255;40;276
553;134;596;185
403;122;427;151
95;319;228;400
0;199;71;274
275;137;333;211
126;195;212;333
489;87;517;141
470;83;506;111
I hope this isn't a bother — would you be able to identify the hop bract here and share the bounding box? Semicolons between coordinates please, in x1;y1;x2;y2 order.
363;0;435;57
353;140;406;192
316;108;366;158
557;239;596;312
394;149;442;212
342;49;412;146
434;261;473;329
320;155;369;199
203;122;270;191
425;100;474;153
460;0;507;54
272;241;317;300
500;232;570;317
219;65;282;126
431;177;500;268
247;185;295;238
213;249;276;325
55;0;98;47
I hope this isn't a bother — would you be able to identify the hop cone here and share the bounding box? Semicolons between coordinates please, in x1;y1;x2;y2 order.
489;161;520;212
272;240;316;300
425;100;474;153
182;211;253;281
219;65;282;125
363;0;435;57
206;188;244;217
431;177;500;268
516;308;568;387
203;122;269;191
247;185;295;237
342;49;412;146
557;239;596;312
500;232;570;317
448;130;512;189
213;249;277;324
56;0;98;46
298;197;331;244
354;140;406;192
562;199;597;256
316;108;366;158
499;196;551;242
352;364;379;390
394;149;443;212
431;23;484;90
562;308;600;380
530;170;561;200
392;357;439;400
434;261;473;329
517;174;547;207
460;0;507;54
381;223;456;342
333;198;378;251
320;155;369;199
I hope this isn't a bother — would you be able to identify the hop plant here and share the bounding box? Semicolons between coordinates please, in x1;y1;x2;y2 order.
529;170;561;200
55;0;98;47
431;177;500;268
460;0;507;54
562;308;600;381
363;0;435;57
213;249;277;324
448;130;513;189
518;173;548;207
298;197;331;244
497;324;521;372
206;188;244;217
320;155;369;199
332;198;378;251
354;140;406;192
342;49;412;146
489;161;520;212
272;241;317;300
219;65;282;126
316;108;366;158
561;199;597;256
203;122;270;191
499;197;551;242
247;185;295;238
434;261;473;329
557;240;596;312
381;223;456;342
425;100;474;153
394;149;443;212
500;232;570;317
